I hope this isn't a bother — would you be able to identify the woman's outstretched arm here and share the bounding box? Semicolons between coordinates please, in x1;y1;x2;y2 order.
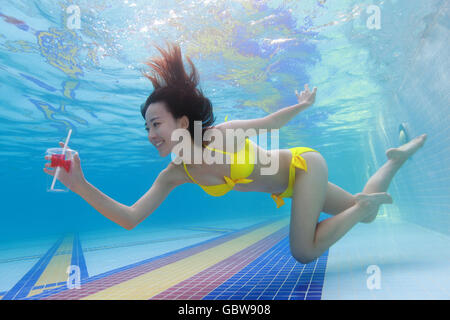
129;164;184;228
214;84;317;133
77;180;136;230
45;142;183;230
264;84;317;129
78;164;182;230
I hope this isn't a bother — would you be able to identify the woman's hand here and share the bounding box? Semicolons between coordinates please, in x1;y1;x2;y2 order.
43;142;87;194
295;84;317;108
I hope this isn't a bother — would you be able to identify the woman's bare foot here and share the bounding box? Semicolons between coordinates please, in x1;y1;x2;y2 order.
386;134;427;164
355;192;393;223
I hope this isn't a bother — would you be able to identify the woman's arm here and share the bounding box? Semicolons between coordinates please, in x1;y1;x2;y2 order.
77;180;136;230
77;163;183;230
45;145;135;230
45;143;182;230
215;84;317;133
129;164;184;228
259;84;318;129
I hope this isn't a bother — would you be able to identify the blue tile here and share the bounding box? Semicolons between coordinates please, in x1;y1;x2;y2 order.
204;237;329;301
290;294;306;300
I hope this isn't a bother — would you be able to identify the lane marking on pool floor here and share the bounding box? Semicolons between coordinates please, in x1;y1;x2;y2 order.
2;233;89;300
27;235;74;297
2;236;66;299
152;225;290;299
38;217;288;300
38;218;279;299
81;218;289;300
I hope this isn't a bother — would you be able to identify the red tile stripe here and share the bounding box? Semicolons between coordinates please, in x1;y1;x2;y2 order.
151;226;289;300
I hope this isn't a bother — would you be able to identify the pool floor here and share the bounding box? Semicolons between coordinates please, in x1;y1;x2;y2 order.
0;213;448;300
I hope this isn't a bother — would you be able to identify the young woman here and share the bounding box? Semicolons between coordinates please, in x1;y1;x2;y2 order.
44;43;427;264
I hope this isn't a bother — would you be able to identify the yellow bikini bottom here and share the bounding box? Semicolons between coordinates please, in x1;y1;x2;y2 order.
270;147;320;208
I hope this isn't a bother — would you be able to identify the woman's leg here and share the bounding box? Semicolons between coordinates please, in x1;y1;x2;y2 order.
289;152;392;264
361;133;427;222
322;182;356;215
321;134;428;222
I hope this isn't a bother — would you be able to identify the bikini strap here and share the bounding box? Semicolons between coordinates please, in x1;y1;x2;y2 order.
203;144;231;155
203;138;249;155
182;161;199;185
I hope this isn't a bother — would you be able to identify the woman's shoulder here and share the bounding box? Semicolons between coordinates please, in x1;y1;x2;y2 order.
163;160;190;186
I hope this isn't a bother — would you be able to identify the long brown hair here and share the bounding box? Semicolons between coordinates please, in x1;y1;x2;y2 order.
141;42;215;145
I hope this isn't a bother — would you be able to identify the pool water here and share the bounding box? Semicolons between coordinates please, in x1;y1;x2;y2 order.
0;0;448;300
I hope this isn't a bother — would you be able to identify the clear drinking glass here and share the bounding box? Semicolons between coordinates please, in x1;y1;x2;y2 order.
45;147;77;192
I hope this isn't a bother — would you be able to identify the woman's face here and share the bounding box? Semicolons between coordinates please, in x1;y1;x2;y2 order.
145;101;188;157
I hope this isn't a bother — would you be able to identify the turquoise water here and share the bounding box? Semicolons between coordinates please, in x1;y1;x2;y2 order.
0;0;448;276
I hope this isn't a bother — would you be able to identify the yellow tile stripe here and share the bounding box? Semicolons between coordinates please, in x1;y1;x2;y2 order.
82;218;289;300
29;235;74;296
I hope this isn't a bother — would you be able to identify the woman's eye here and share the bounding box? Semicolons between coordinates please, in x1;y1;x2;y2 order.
153;122;160;127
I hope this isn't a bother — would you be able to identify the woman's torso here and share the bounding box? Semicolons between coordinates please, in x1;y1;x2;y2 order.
172;139;295;195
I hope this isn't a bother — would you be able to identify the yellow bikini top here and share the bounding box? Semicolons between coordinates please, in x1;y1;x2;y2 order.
182;138;255;197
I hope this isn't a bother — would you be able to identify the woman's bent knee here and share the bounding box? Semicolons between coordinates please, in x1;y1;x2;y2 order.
290;244;317;264
291;250;316;264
